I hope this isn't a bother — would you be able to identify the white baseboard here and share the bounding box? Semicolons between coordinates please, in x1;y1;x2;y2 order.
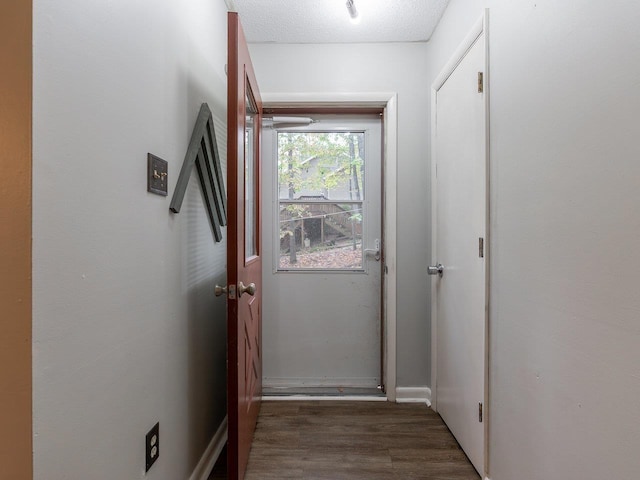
395;387;432;406
188;416;227;480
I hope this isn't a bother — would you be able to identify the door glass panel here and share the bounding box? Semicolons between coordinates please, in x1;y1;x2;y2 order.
245;88;258;259
278;132;365;201
278;202;363;269
277;131;366;270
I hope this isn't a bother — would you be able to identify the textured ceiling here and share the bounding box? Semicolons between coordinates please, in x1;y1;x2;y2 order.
229;0;450;44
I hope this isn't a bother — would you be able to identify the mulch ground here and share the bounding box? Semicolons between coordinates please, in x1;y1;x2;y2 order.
279;244;363;269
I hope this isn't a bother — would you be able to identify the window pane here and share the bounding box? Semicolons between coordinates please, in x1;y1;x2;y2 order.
278;132;365;202
278;202;363;270
245;90;257;259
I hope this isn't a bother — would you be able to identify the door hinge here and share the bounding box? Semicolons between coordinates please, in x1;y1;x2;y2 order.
479;237;484;258
479;402;483;423
228;284;237;300
478;72;484;93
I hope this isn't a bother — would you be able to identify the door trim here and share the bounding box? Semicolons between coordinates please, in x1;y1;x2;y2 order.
430;9;490;476
261;92;398;401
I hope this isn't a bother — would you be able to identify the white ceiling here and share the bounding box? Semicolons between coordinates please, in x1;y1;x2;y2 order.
229;0;450;44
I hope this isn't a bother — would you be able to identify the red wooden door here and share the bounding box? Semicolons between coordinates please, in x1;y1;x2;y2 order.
227;12;262;480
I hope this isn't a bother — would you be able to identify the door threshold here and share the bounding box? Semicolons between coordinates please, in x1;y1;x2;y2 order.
263;395;388;401
263;386;386;400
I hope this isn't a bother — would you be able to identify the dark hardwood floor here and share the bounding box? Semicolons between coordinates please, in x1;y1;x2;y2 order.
209;400;480;480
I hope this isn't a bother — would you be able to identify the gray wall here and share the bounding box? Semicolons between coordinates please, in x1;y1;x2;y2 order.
427;1;640;478
32;1;229;478
249;42;432;388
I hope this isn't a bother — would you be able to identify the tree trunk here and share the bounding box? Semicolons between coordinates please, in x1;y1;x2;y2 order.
349;136;359;250
288;148;297;263
350;136;361;201
356;134;364;199
351;219;357;250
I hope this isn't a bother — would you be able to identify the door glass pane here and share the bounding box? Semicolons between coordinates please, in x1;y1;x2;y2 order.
245;88;258;259
276;131;367;271
278;132;365;202
278;202;363;270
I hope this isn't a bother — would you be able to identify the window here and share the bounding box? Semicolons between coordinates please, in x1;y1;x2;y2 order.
277;131;366;270
245;89;258;259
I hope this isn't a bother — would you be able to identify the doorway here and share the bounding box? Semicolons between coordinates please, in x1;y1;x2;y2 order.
261;113;384;395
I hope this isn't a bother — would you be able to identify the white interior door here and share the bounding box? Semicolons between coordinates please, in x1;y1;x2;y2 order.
432;31;487;475
261;115;383;392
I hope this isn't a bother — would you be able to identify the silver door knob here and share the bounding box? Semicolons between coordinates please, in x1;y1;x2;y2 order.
214;285;228;296
238;281;256;297
427;263;444;277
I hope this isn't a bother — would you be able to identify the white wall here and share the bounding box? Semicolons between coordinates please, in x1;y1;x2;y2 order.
249;43;432;388
33;1;229;478
427;1;640;478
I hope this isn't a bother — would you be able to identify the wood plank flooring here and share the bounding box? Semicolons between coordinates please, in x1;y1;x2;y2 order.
209;400;480;480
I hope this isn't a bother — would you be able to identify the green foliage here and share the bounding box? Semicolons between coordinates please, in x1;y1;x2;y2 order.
278;132;364;199
349;212;362;223
279;204;308;239
277;131;365;245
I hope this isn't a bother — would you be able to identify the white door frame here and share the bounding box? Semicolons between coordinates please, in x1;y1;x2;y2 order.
260;92;398;401
430;10;490;477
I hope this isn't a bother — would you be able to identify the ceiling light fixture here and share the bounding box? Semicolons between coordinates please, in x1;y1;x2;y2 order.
345;0;360;24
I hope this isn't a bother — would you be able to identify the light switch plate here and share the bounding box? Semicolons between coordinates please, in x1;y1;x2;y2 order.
147;153;168;196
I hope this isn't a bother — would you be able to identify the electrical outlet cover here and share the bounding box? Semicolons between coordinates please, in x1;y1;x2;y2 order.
145;422;159;472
